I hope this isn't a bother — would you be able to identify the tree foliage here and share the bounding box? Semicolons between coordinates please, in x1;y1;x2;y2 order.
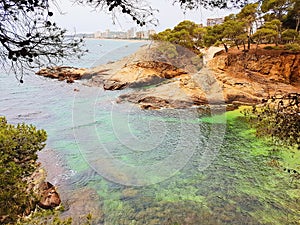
261;0;295;21
244;93;300;148
74;0;158;26
151;20;204;54
173;0;249;10
0;0;250;80
0;117;47;224
152;0;299;53
253;19;282;45
282;0;300;31
0;0;85;81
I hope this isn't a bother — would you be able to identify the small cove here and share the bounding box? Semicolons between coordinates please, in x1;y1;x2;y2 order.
0;39;299;224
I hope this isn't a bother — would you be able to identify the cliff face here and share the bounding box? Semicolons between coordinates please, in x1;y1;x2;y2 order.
206;49;300;106
211;50;300;84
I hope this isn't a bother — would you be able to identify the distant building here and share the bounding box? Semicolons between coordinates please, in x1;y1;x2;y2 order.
94;28;156;40
136;31;145;39
135;30;156;39
207;18;224;27
94;31;102;38
127;27;136;39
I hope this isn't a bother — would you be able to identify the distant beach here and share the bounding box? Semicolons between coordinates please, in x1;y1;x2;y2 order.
84;37;150;43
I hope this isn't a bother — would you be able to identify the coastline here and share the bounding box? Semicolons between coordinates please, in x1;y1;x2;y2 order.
36;41;300;111
84;37;150;43
31;40;300;224
85;43;300;110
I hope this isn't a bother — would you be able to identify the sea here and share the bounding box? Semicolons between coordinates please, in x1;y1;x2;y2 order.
0;39;299;225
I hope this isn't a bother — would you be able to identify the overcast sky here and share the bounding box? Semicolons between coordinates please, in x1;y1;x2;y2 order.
51;0;239;33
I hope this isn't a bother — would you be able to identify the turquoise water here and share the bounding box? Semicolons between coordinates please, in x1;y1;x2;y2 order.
1;39;299;224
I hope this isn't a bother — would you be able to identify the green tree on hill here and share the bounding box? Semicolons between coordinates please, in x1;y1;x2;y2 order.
253;19;282;45
281;29;299;42
261;0;295;21
282;0;300;31
151;20;204;54
222;16;247;50
204;24;227;51
237;3;259;50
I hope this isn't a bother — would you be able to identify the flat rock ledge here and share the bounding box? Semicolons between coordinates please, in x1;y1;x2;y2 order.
36;66;87;83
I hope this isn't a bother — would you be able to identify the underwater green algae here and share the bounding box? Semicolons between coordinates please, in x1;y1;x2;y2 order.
60;106;300;224
221;108;300;225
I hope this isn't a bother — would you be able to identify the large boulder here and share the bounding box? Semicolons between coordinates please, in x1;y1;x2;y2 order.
37;182;61;209
102;61;188;90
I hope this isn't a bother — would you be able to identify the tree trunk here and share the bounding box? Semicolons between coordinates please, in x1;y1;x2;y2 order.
296;17;300;32
247;35;251;50
223;43;228;52
235;40;240;50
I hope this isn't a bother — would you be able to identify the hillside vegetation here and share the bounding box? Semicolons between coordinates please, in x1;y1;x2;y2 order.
151;0;300;53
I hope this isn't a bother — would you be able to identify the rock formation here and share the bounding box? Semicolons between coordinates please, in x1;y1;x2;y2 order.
37;181;61;209
26;167;61;211
211;49;300;84
36;43;300;110
107;46;300;109
121;47;299;109
102;61;188;90
36;66;87;83
208;48;300;106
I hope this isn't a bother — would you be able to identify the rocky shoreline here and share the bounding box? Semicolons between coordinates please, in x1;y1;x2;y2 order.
32;43;300;223
36;66;87;83
36;43;300;110
23;165;61;218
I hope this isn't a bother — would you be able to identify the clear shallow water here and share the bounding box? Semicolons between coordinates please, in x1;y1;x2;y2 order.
1;39;299;224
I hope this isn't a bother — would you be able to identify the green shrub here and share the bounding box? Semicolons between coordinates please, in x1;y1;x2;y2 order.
243;93;300;147
17;208;73;225
282;29;299;43
156;42;178;59
263;45;282;50
0;117;47;224
284;43;300;51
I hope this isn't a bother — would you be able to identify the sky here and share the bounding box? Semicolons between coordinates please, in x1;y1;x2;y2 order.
51;0;239;34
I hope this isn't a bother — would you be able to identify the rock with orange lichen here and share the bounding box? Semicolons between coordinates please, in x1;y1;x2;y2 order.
36;66;87;83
